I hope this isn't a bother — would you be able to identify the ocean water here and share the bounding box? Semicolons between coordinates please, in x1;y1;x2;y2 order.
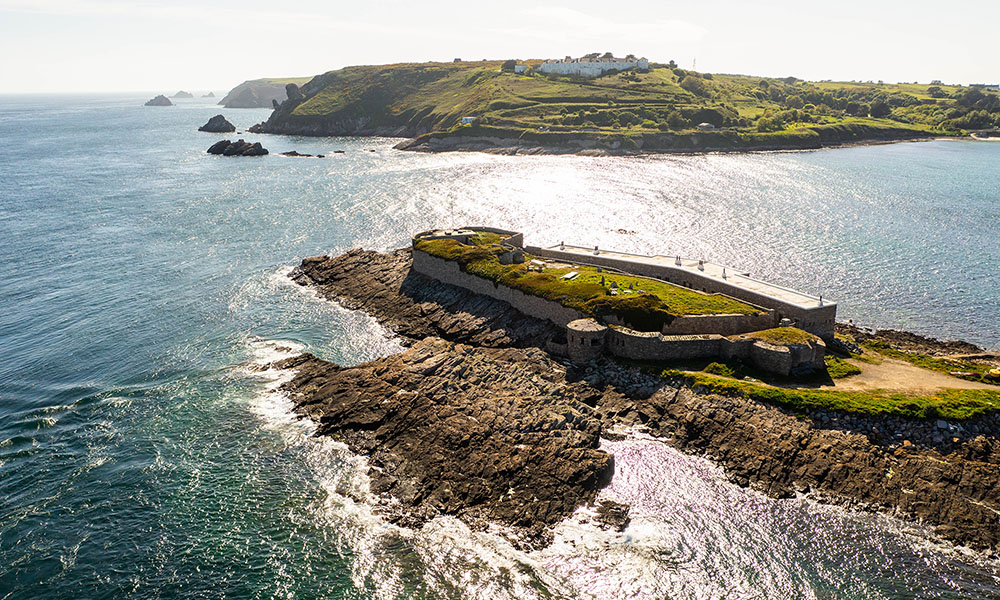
1;93;999;599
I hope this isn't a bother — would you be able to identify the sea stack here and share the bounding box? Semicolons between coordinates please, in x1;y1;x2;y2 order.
202;92;216;98
198;115;236;133
206;139;268;156
144;95;173;106
172;90;194;99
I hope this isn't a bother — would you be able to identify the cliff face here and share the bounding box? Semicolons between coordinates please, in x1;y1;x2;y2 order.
219;78;310;109
281;248;1000;553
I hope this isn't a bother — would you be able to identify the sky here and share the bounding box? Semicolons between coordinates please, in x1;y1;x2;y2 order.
0;0;996;94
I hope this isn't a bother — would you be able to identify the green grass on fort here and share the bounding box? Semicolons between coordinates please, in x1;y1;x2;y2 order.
413;235;760;331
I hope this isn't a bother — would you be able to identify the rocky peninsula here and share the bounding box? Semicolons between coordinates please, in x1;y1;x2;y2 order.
244;61;970;155
278;247;1000;554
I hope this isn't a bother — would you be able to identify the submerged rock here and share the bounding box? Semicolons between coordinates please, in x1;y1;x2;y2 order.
206;139;268;156
198;114;236;133
279;150;322;158
144;95;172;107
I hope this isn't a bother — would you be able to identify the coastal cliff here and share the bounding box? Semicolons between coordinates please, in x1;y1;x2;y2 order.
278;248;1000;553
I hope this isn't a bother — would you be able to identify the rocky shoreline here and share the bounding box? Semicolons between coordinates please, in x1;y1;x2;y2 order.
276;247;1000;554
392;130;940;156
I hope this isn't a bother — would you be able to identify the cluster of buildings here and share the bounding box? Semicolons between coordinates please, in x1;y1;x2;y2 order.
537;54;649;77
500;54;650;78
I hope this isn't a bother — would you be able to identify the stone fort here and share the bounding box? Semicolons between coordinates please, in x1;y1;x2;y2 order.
412;227;836;376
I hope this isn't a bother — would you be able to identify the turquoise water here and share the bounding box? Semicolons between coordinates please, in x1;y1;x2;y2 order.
1;94;998;599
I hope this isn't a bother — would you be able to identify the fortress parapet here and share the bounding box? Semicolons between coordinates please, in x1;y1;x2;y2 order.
411;227;836;374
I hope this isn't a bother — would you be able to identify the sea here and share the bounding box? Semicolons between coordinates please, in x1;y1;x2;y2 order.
1;93;999;599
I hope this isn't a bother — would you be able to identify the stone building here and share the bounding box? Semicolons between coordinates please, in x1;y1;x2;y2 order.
538;55;649;77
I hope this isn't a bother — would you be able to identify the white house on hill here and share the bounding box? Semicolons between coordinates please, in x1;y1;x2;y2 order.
538;54;649;77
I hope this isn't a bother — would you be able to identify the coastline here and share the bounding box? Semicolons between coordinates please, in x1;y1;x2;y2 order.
276;247;1000;555
391;131;945;157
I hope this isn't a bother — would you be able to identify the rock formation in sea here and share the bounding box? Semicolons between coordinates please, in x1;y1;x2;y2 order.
206;139;268;156
172;91;194;99
198;115;236;133
144;95;172;107
275;247;1000;553
279;151;324;158
202;92;215;98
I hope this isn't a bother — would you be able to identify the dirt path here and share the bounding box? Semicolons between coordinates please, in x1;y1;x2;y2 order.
823;357;998;394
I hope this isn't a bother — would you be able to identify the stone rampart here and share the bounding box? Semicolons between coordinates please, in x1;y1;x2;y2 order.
411;250;585;326
606;328;724;361
527;245;835;339
661;312;777;336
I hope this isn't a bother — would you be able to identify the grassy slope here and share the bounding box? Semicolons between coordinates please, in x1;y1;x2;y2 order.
262;60;986;146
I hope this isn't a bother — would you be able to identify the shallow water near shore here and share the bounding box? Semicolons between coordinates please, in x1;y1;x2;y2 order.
1;94;1000;598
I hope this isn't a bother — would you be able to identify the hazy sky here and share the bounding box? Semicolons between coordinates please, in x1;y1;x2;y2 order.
0;0;995;93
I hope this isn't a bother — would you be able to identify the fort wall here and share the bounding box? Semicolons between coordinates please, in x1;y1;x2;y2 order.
411;250;585;326
527;246;835;339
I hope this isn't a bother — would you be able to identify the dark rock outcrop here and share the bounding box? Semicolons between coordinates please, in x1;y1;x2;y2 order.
198;114;236;133
172;90;194;99
279;150;324;158
290;249;561;348
836;323;983;356
144;95;172;107
277;338;612;544
280;247;1000;553
206;139;268;156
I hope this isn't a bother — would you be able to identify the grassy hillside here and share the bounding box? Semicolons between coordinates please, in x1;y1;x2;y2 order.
253;60;1000;149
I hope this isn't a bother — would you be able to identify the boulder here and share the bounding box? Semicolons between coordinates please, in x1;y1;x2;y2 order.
198;114;236;133
172;90;194;99
144;95;172;107
206;139;268;156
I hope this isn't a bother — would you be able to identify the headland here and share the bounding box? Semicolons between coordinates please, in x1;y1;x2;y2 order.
238;58;997;155
275;228;1000;553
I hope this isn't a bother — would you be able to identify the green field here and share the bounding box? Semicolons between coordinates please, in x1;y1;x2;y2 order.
414;234;760;331
263;59;1000;144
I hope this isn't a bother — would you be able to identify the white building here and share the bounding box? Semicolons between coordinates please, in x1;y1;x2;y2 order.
538;55;649;77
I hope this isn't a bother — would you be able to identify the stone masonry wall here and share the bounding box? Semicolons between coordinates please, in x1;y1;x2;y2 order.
662;312;777;336
527;246;835;339
411;250;585;327
606;329;723;361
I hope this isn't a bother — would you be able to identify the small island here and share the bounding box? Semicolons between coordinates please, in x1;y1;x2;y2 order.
277;227;1000;553
172;90;194;99
198;114;236;133
143;94;172;107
